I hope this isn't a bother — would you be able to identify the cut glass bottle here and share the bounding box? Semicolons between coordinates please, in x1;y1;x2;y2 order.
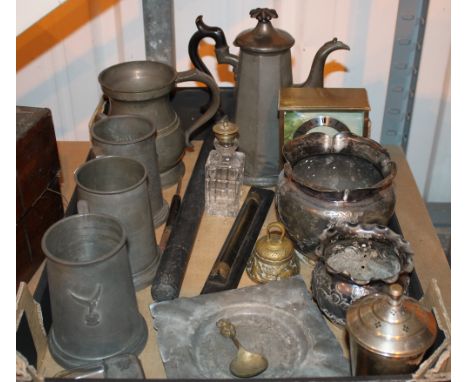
205;119;245;217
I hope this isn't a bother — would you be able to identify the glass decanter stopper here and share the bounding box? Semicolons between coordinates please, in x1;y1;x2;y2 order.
205;118;245;217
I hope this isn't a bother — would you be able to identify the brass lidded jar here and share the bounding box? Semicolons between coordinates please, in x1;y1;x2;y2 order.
346;284;437;376
247;222;299;283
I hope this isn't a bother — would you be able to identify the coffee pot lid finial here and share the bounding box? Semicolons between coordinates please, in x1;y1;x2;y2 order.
233;8;294;54
249;8;278;23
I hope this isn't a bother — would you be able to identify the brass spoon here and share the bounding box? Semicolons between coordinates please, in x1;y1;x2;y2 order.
216;319;268;378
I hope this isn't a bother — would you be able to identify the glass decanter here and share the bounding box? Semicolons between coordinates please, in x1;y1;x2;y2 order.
205;119;245;217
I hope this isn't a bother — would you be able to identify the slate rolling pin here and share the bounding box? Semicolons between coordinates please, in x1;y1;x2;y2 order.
151;131;213;302
158;181;182;252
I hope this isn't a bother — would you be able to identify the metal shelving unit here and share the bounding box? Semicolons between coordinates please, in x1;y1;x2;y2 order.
380;0;429;151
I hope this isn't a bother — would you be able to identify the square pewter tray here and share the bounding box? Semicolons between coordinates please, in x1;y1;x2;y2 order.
150;276;350;379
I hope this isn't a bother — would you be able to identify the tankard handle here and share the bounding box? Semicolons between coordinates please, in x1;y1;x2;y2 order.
175;69;221;147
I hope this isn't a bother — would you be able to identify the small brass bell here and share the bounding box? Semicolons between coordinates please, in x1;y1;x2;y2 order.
247;222;299;283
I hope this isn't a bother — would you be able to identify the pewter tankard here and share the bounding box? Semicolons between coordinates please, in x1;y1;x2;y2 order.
91;115;168;227
75;156;160;290
98;61;221;187
42;213;148;368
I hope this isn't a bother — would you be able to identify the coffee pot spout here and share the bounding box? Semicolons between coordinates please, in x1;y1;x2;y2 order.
300;38;350;88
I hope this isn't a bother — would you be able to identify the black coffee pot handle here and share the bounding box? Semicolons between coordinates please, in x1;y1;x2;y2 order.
188;16;239;78
189;16;226;77
175;68;221;147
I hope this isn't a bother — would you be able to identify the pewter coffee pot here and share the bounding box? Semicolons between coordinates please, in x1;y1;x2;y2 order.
189;8;349;186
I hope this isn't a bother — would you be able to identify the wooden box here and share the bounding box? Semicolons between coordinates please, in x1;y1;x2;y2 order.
16;106;64;289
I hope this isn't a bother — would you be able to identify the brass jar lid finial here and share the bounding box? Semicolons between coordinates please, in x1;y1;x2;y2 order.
247;222;299;283
389;283;403;304
213;118;239;145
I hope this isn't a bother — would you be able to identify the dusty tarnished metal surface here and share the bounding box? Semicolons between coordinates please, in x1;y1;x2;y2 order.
276;132;396;258
312;223;414;327
326;241;402;282
293;154;383;191
150;276;350;378
319;223;414;285
312;261;411;327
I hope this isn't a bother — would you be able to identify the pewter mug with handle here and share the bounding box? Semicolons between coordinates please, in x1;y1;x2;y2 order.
42;213;148;368
98;60;221;187
91;114;168;228
75;156;160;290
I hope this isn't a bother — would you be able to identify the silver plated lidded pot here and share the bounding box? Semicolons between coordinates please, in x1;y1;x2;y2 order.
346;284;437;376
311;223;414;326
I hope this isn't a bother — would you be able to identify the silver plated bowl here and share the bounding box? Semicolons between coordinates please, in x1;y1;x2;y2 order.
311;223;413;326
276;132;397;259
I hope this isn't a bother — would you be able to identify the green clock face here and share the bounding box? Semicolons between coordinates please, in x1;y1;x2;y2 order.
283;111;365;143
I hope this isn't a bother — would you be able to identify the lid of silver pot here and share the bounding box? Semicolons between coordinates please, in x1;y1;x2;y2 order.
234;8;294;54
317;224;414;285
346;284;438;358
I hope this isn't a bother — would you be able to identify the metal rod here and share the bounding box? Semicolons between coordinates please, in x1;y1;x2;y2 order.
142;0;176;66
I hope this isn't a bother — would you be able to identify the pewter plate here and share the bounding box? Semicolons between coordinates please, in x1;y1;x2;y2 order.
150;276;350;379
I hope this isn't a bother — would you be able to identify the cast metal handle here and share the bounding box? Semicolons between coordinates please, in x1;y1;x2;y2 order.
175;68;221;147
266;222;286;243
217;319;236;336
217;319;240;348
